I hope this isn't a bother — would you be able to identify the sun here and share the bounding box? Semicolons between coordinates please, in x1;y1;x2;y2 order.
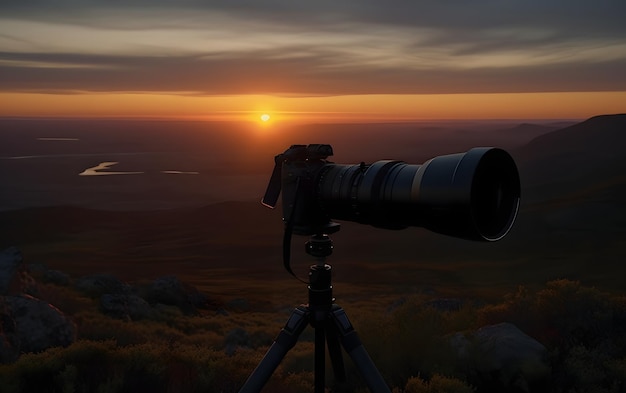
255;111;275;128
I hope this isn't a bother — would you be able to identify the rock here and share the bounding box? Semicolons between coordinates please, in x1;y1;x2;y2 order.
4;295;75;354
43;270;71;286
1;252;76;362
449;332;472;360
0;299;19;363
0;247;22;295
27;263;48;274
100;294;152;320
451;322;550;392
0;248;38;297
143;276;211;314
19;269;39;297
75;274;130;297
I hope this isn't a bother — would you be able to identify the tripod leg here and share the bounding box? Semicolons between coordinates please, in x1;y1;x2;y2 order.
326;322;349;391
315;320;351;393
331;306;391;393
314;326;326;393
239;307;309;393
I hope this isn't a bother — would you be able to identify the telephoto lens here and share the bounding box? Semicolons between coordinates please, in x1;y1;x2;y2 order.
317;147;520;241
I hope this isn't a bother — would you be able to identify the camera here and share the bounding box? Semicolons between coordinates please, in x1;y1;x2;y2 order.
263;144;520;241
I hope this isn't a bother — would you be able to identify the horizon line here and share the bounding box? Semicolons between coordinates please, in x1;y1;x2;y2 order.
0;114;588;124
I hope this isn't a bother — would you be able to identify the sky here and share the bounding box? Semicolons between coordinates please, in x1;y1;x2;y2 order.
1;1;625;121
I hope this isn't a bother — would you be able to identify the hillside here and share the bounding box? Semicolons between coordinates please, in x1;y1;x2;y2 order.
513;114;626;202
511;114;626;235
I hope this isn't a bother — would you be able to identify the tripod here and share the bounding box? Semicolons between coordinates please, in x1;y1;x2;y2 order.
239;234;390;393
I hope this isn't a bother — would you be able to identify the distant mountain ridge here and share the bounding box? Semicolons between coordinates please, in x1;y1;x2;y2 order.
509;113;626;259
516;114;626;160
513;114;626;202
499;122;562;138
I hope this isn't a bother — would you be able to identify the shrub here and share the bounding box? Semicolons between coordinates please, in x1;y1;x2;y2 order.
404;374;474;393
354;296;467;388
478;279;625;351
405;375;429;393
427;374;475;393
0;341;116;393
0;340;266;393
282;371;314;393
478;279;626;392
556;345;626;393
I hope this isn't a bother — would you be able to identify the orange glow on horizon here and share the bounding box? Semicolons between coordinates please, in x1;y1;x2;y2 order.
0;91;625;122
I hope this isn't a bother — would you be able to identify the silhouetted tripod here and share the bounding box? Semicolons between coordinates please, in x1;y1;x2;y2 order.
238;234;390;393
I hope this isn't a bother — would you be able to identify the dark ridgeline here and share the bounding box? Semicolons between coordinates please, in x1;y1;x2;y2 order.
505;114;626;290
492;122;566;142
512;113;626;231
514;113;626;202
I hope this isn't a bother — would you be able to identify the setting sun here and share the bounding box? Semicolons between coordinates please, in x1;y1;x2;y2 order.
260;114;271;122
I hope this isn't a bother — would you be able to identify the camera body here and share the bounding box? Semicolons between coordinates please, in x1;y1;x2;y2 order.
264;144;520;241
273;144;338;235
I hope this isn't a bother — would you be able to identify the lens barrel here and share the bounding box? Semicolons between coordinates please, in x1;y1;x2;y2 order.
317;147;520;241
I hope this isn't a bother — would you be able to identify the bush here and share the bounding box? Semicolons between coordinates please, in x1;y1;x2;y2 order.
479;279;626;351
557;345;626;393
478;279;626;392
404;374;474;393
355;296;471;388
0;340;262;393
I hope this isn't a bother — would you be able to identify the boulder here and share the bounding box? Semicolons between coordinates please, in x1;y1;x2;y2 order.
0;250;76;362
43;269;71;286
0;248;38;297
75;274;130;297
451;322;550;392
100;294;152;320
4;295;75;354
0;247;22;295
0;299;20;363
143;276;211;314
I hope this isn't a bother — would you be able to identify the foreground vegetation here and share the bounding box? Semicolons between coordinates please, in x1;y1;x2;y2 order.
2;279;626;392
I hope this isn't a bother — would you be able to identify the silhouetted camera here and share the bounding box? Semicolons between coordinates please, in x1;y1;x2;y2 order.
263;144;520;241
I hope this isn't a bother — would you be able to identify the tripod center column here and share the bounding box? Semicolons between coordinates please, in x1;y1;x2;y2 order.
308;263;333;324
306;234;335;318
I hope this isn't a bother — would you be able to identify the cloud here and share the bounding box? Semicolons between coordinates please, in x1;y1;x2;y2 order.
0;1;625;95
2;49;625;95
3;1;625;36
